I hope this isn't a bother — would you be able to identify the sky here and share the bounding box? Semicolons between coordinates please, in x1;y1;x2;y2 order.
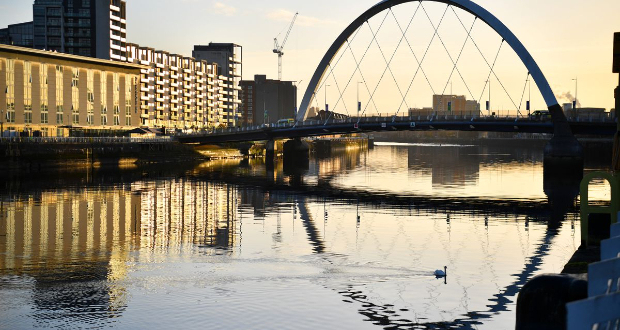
0;0;618;114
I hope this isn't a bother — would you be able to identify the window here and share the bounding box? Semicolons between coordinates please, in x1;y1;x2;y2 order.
125;76;132;126
40;63;49;124
72;68;79;124
113;73;119;126
101;71;107;125
87;70;94;125
6;59;15;123
24;62;32;114
56;65;64;124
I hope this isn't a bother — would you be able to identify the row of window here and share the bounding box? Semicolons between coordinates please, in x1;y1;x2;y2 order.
4;59;133;127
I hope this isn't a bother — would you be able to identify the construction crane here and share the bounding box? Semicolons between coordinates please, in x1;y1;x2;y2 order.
273;12;298;81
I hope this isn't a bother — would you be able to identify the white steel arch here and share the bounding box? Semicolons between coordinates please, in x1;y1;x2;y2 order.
296;0;559;122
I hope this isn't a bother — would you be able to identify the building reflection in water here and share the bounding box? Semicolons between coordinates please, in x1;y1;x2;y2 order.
0;179;240;325
407;145;480;187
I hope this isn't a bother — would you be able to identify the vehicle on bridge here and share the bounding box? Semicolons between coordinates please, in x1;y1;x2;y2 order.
530;110;552;121
276;118;295;126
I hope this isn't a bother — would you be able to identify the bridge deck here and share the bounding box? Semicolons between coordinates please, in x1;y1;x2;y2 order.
178;115;617;144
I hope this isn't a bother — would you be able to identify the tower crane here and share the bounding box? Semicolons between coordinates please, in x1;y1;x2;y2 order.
273;12;298;81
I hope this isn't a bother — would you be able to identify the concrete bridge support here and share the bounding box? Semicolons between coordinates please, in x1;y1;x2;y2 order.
283;138;310;173
544;104;584;175
265;139;278;159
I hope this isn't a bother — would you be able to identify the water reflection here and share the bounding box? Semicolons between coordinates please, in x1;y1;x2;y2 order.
0;142;610;329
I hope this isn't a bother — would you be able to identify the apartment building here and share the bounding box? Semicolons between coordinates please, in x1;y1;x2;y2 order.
193;43;242;126
127;43;240;129
0;44;142;136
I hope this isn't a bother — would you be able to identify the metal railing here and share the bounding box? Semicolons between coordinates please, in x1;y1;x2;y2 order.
0;137;174;144
178;113;617;138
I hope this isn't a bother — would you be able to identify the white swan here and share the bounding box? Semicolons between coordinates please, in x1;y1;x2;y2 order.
434;266;447;277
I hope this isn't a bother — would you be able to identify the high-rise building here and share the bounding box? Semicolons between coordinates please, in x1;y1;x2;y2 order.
0;22;34;48
240;75;297;125
193;43;242;125
27;0;127;60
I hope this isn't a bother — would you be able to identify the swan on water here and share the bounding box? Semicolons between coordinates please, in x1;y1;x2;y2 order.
434;266;447;277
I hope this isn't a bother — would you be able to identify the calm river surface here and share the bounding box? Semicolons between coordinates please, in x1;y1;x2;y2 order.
0;141;611;329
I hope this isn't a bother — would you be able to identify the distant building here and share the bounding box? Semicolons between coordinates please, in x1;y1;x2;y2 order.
563;103;573;112
240;75;297;125
0;44;142;136
432;95;479;115
193;44;242;125
0;22;34;48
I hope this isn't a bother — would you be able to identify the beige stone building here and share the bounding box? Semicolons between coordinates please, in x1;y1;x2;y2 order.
432;95;480;116
0;44;142;136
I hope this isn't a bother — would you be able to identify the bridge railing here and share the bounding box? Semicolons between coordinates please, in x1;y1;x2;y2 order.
0;136;174;144
177;113;617;137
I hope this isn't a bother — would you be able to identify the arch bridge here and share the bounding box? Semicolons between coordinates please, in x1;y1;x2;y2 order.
181;0;599;155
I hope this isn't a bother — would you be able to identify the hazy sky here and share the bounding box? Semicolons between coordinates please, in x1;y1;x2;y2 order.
1;0;618;113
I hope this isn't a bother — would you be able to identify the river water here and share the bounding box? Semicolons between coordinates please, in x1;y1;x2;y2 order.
0;141;611;329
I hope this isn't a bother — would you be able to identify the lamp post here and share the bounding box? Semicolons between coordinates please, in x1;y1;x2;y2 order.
325;84;330;114
357;81;364;118
486;79;491;116
527;76;531;117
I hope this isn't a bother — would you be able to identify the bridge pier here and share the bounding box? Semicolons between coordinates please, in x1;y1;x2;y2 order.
543;104;584;175
265;139;278;159
283;138;310;172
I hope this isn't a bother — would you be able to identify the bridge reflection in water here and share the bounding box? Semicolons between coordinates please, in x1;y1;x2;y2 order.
0;142;597;328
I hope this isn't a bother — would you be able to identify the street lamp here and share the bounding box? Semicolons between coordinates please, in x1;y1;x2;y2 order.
526;76;531;117
357;81;364;118
485;79;491;116
325;84;331;113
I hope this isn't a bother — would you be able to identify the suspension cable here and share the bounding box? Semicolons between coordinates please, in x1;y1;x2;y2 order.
478;41;504;114
364;8;412;115
421;3;476;102
450;7;520;114
516;72;531;119
441;17;477;97
316;28;363;97
393;1;443;117
345;11;392;119
325;63;351;117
